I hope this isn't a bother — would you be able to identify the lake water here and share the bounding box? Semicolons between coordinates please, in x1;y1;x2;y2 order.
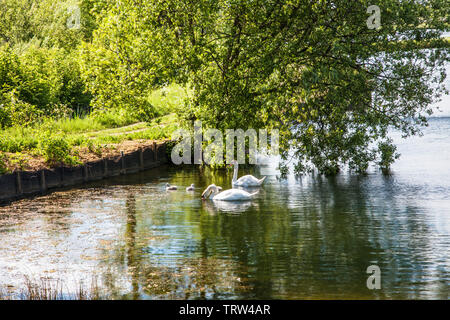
0;115;449;299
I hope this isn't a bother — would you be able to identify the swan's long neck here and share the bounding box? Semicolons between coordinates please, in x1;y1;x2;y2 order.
258;176;266;185
208;186;219;199
232;163;238;182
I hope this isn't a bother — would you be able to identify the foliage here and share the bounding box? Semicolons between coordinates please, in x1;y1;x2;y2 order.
88;108;140;128
100;0;448;174
79;0;185;119
377;138;400;173
147;84;191;117
40;135;80;165
0;0;88;49
0;0;92;127
1;0;449;175
0;45;90;125
0;152;8;174
0;89;42;128
0;110;178;171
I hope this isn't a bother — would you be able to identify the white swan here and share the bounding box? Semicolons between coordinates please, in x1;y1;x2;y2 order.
230;160;266;187
201;184;258;201
186;184;195;191
165;183;177;191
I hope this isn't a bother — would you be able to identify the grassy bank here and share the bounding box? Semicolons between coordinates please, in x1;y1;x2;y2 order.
0;112;179;173
0;84;187;174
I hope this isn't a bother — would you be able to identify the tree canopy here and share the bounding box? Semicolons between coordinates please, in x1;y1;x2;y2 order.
85;0;449;173
1;0;449;174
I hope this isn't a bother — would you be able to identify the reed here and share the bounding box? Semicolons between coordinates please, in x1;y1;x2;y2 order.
0;276;105;300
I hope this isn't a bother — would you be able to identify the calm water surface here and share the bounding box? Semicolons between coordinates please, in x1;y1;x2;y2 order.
0;118;449;299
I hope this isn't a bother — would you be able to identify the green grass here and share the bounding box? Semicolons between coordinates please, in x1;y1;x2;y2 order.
0;85;187;171
0;112;179;171
82;122;148;137
0;109;143;154
51;108;140;134
148;83;192;115
0;126;40;153
51;117;107;134
67;113;178;145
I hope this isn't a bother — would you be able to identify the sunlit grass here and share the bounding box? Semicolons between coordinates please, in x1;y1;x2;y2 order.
51;116;107;134
81;122;147;138
0;84;187;171
69;114;179;145
148;83;191;115
0;112;180;172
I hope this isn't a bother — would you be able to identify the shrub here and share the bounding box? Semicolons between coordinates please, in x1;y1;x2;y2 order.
0;90;42;128
378;139;400;173
40;136;80;166
0;152;8;174
0;45;91;120
0;104;12;129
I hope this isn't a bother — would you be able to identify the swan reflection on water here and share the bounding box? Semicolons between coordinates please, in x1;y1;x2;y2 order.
202;198;256;214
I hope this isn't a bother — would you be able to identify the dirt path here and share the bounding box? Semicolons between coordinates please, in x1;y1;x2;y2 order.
83;122;148;137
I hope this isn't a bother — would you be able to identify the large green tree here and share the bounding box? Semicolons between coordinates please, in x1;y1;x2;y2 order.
85;0;449;173
80;0;182;119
